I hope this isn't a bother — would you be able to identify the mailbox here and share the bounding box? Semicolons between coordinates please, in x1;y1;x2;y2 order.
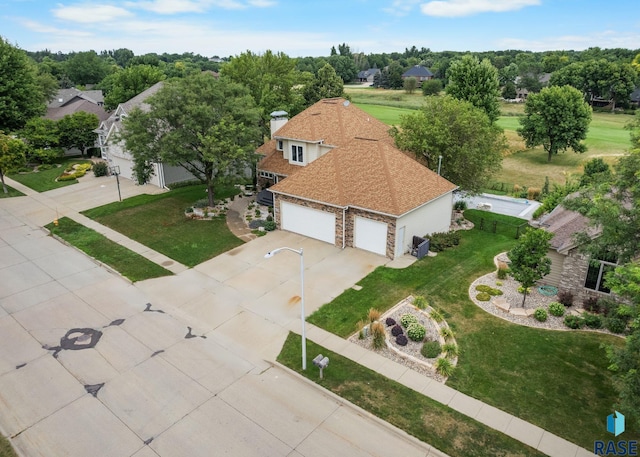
312;354;329;378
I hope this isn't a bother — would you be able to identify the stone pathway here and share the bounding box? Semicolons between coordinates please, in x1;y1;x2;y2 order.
225;194;257;242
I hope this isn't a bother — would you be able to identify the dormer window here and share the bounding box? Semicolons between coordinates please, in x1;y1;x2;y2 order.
291;145;304;163
277;140;283;151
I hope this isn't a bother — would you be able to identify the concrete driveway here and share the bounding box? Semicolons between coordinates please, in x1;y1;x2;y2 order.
0;182;438;457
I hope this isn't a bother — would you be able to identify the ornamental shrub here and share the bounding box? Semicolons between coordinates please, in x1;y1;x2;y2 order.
435;357;455;377
533;308;548;322
443;343;459;357
263;220;276;231
413;295;428;309
430;309;444;323
391;324;404;336
476;292;491;301
93;161;108;177
583;313;603;329
406;323;426;342
421;340;441;358
496;266;509;279
400;313;419;328
440;326;455;340
368;308;381;323
385;317;396;327
583;296;599;313
371;321;386;349
564;314;584;329
475;284;492;293
606;317;627;334
557;290;574;307
395;334;408;346
548;302;565;317
453;200;467;211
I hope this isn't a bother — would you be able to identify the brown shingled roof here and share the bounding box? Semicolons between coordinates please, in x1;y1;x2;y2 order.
539;203;600;254
273;98;394;147
258;140;303;176
269;138;457;216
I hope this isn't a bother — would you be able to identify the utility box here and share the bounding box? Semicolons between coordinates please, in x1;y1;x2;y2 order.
411;236;430;259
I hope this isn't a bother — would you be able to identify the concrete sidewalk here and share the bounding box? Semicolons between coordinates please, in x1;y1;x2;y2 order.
295;323;596;457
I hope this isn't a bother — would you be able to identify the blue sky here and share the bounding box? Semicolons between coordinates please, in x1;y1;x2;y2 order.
1;0;639;57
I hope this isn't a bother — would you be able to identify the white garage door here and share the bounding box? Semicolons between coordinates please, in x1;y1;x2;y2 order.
354;216;388;256
281;202;336;244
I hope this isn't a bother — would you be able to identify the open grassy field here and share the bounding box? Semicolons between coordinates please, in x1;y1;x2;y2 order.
8;158;93;192
346;87;635;189
307;211;634;449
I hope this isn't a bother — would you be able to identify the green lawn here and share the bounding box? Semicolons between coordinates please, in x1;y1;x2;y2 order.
8;159;93;192
82;184;243;267
278;333;546;457
45;217;173;282
0;184;25;198
0;435;17;457
307;212;634;448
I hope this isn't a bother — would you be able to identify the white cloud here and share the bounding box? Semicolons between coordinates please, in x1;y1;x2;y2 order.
383;0;422;16
127;0;255;14
420;0;540;17
52;3;133;23
248;0;276;7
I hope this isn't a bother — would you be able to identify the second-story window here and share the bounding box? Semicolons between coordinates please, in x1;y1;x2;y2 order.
277;140;283;151
291;145;304;163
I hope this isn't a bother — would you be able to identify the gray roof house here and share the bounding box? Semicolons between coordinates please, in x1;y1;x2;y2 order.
401;65;434;84
46;88;109;122
356;68;380;84
95;82;196;188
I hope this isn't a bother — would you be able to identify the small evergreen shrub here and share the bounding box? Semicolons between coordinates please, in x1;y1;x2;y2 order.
413;295;428;309
428;231;460;252
548;302;565;317
263;220;276;231
435;357;455;377
533;308;548;322
391;324;404;336
453;200;467;211
406;323;426;342
421;340;441;358
400;313;419;328
606;317;627;334
385;317;396;327
564;314;584;329
583;313;603;329
266;214;273;222
476;292;491;301
475;284;492;293
93;161;108;177
557;290;574;307
583;296;599;313
395;334;408;346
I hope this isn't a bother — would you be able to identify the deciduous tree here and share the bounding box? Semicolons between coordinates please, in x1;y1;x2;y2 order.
390;95;504;193
57;112;99;157
0;38;47;132
445;55;501;122
64;50;110;86
507;228;553;306
518;85;592;162
0;133;27;193
303;64;344;104
100;64;165;110
120;73;261;205
403;76;417;94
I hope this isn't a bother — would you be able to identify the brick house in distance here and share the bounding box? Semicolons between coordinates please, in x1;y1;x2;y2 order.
256;98;457;259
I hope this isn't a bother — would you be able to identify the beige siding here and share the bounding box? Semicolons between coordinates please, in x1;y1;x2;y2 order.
542;250;565;287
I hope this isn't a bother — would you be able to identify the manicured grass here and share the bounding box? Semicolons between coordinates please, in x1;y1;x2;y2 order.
278;333;546;457
0;435;17;457
82;184;243;267
355;103;415;126
345;87;426;110
45;217;172;282
8;159;92;192
0;185;25;198
307;212;633;448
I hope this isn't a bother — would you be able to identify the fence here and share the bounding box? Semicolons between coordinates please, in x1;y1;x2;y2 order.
474;217;529;239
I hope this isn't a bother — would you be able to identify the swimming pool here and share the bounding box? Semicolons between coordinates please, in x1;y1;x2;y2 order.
454;192;541;220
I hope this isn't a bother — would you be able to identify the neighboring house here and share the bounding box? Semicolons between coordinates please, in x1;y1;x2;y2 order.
514;73;551;101
536;203;612;303
401;65;434;85
257;98;458;259
96;82;196;188
630;87;640;107
356;68;380;84
46;88;110;122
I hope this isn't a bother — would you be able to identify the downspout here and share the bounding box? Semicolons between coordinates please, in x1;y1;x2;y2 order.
342;206;347;249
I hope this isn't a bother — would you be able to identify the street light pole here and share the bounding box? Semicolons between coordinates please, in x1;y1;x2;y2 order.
264;246;306;370
109;165;122;202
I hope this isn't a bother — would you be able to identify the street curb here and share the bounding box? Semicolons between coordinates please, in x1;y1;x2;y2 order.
274;361;451;457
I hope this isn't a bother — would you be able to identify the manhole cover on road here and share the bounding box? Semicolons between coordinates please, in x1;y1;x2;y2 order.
161;261;174;266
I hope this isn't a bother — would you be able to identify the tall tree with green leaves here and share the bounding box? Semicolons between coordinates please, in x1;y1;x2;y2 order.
390;95;504;192
0;133;27;194
518;85;592;162
0;37;47;133
57;112;99;157
100;65;165;110
507;228;553;306
445;55;501;122
64;50;110;86
303;63;344;105
120;73;262;205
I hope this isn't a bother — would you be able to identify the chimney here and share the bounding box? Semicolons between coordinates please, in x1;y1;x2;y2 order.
270;110;288;138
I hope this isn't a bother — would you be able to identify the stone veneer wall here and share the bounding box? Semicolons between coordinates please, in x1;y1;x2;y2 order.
557;249;604;304
344;207;396;259
273;194;397;259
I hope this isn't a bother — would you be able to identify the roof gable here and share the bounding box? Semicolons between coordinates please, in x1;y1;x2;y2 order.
269;137;457;216
402;65;434;78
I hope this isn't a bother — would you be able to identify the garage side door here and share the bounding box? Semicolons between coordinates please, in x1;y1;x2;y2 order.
354;216;388;256
281;202;336;244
